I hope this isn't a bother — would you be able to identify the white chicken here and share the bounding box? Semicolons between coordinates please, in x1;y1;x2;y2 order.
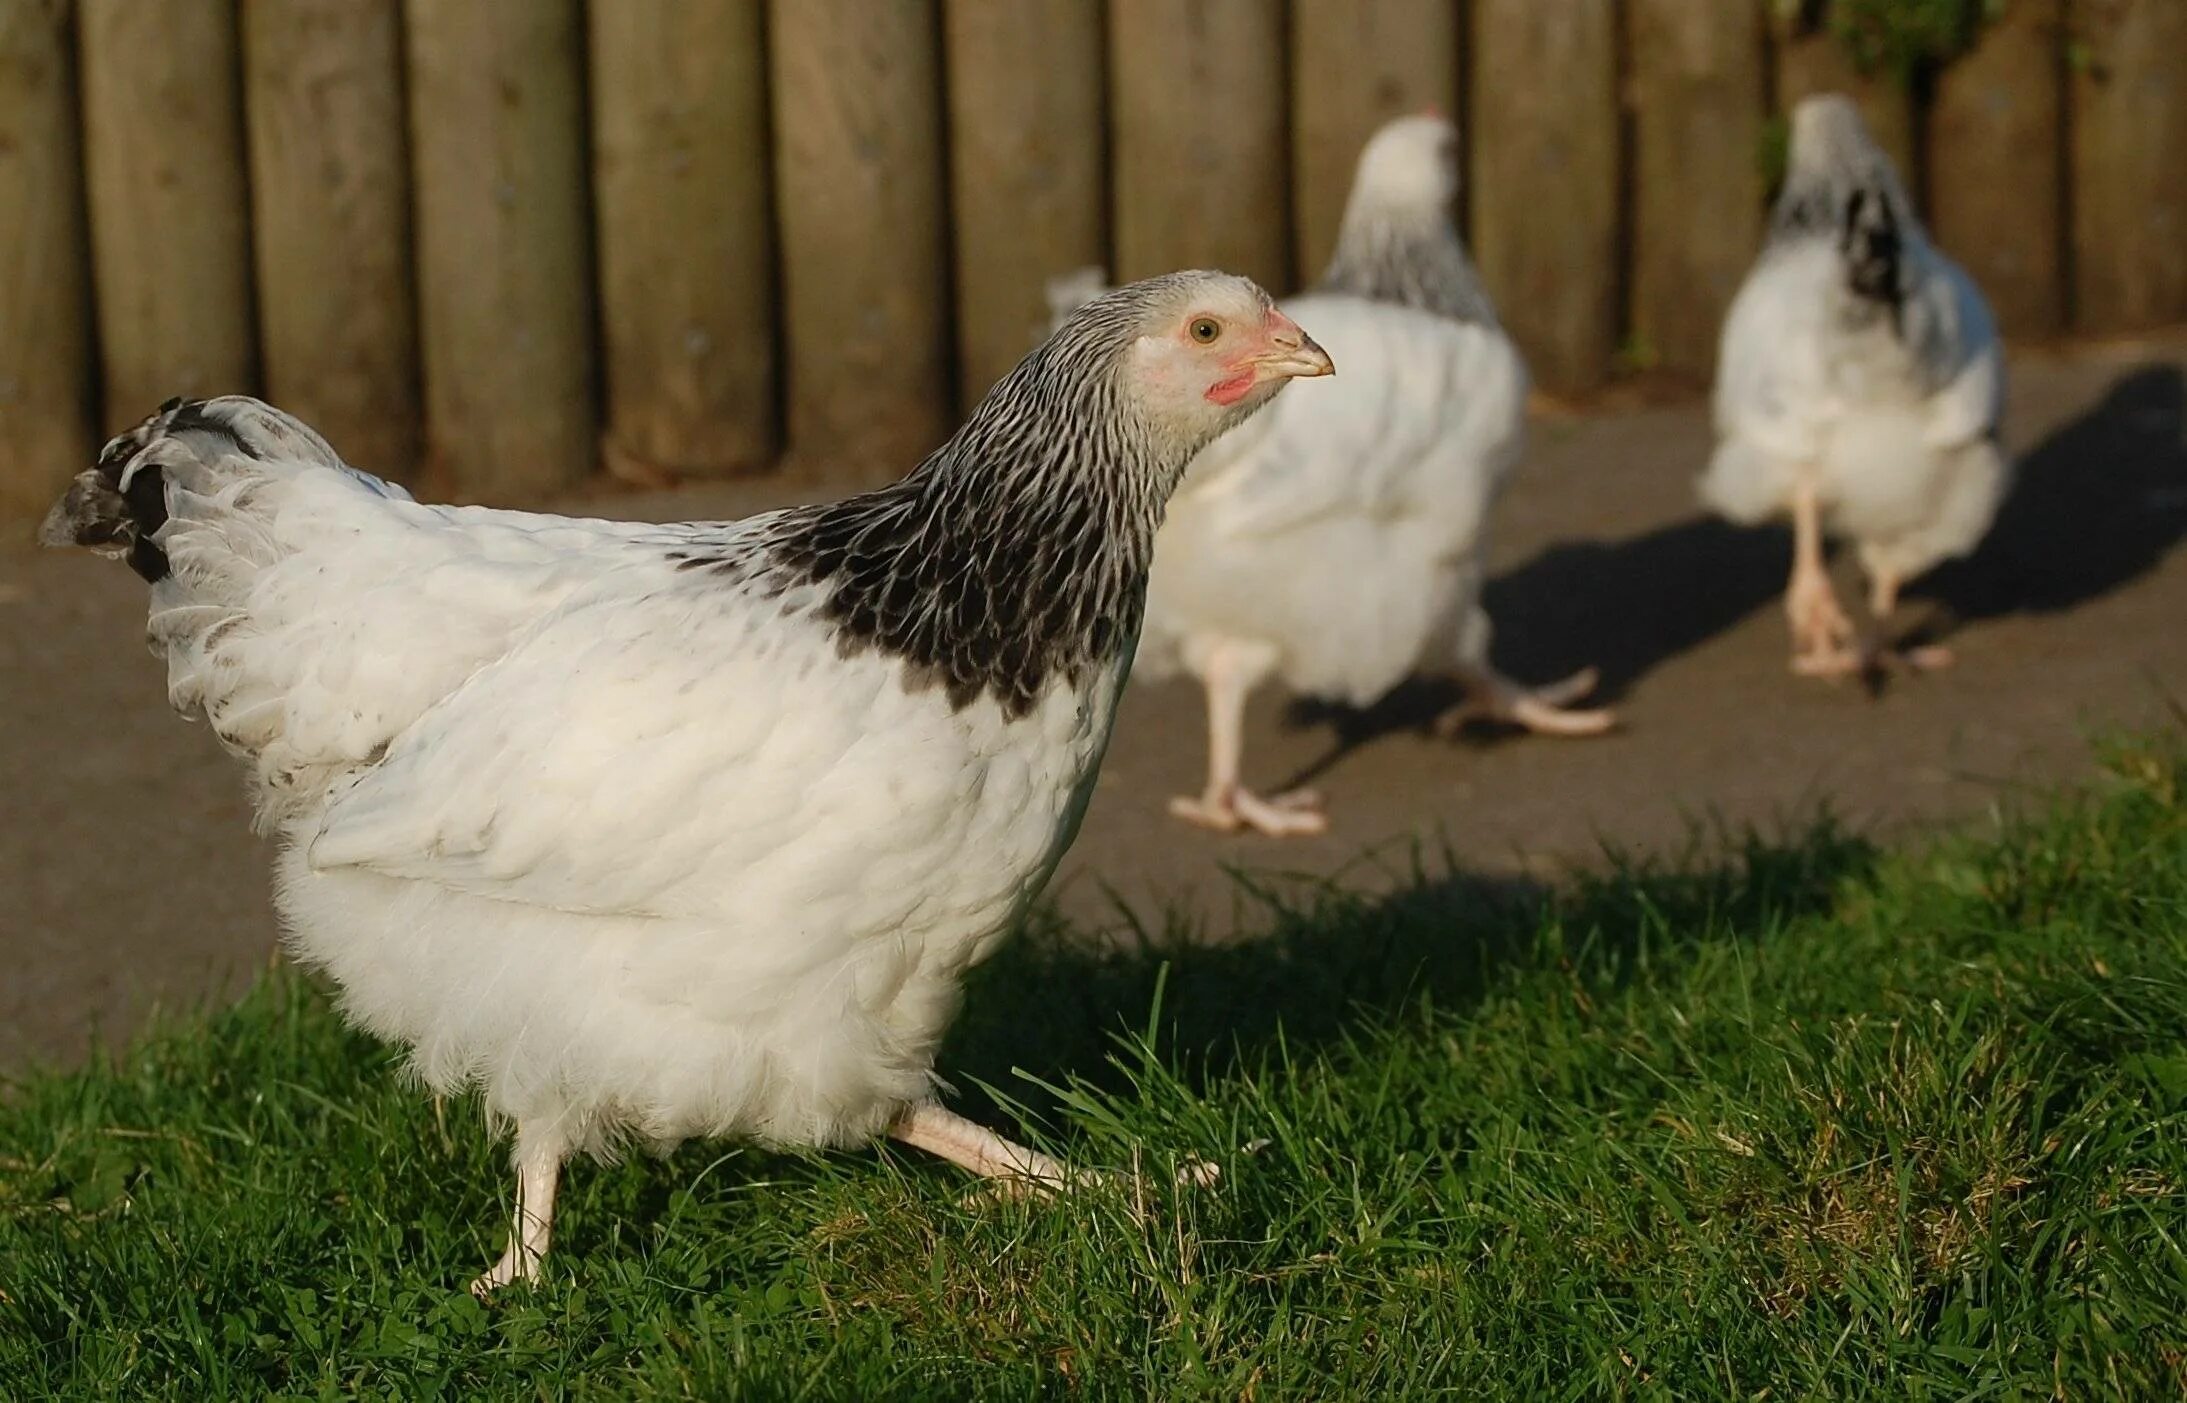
1049;114;1609;838
39;272;1332;1293
1703;94;2009;676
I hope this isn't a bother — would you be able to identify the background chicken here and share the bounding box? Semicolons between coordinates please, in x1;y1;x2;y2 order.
1702;94;2010;678
1050;114;1610;839
37;271;1331;1293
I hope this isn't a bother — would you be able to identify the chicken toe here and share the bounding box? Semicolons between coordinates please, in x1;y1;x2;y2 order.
1169;786;1328;838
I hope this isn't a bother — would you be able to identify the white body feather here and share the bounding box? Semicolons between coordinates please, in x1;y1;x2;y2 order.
148;442;1123;1158
1138;292;1529;705
1702;217;2009;585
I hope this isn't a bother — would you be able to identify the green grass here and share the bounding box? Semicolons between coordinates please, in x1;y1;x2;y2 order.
5;736;2187;1400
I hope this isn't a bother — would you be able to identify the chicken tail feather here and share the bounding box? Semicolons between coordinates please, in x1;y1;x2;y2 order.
38;396;365;583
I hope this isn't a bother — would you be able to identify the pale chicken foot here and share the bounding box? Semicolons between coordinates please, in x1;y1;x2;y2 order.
472;1137;561;1297
891;1103;1072;1190
890;1104;1219;1200
1865;567;1954;671
1438;664;1615;738
1171;639;1326;838
1787;481;1862;677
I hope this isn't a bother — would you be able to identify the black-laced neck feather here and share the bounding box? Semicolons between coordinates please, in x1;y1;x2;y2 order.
1770;140;1918;246
1318;203;1499;326
688;275;1247;720
1769;103;1926;327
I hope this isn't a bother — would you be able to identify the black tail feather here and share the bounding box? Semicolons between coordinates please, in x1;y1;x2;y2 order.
37;396;237;582
40;395;357;582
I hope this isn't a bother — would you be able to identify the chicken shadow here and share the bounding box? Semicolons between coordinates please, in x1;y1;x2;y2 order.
1920;364;2187;628
936;818;1877;1137
1271;512;1790;790
1482;516;1790;700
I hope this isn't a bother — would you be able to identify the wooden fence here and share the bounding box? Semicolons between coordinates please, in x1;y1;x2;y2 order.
2;0;2183;522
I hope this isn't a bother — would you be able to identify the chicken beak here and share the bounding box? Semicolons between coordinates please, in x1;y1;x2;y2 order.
1252;319;1335;382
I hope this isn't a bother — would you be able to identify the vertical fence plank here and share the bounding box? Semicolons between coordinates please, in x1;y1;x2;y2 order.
591;0;775;483
1110;0;1288;289
943;0;1104;406
2070;0;2187;332
770;0;949;479
1929;0;2064;339
1771;19;1917;187
1628;0;1768;379
1290;0;1460;286
1471;0;1618;395
79;0;255;429
242;0;416;479
404;0;594;500
0;0;91;522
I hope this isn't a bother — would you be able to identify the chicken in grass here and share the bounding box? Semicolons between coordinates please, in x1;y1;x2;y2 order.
1049;114;1610;838
1703;94;2010;678
39;272;1331;1294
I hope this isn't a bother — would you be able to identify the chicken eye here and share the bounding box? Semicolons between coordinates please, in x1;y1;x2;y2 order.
1189;317;1222;344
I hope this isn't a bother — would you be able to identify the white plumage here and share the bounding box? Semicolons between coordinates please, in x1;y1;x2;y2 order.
1049;114;1609;838
41;271;1333;1291
1702;94;2010;676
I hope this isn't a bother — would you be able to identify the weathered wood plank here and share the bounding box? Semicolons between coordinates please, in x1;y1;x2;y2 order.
770;0;950;480
404;0;595;500
1290;0;1460;285
591;0;776;483
1928;0;2065;338
0;0;92;521
1627;0;1769;379
943;0;1105;406
242;0;417;478
2070;0;2187;331
1109;0;1289;290
79;0;256;429
1470;0;1618;394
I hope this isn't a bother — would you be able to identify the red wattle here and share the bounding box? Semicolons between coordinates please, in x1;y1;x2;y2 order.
1206;371;1257;405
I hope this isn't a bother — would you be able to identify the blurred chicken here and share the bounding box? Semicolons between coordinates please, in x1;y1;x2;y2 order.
1703;95;2009;677
1049;114;1610;838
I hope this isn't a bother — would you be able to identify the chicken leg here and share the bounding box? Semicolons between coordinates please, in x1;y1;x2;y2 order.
1866;566;1954;671
890;1103;1071;1192
890;1103;1220;1197
1787;480;1861;677
1170;639;1326;837
473;1136;561;1297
